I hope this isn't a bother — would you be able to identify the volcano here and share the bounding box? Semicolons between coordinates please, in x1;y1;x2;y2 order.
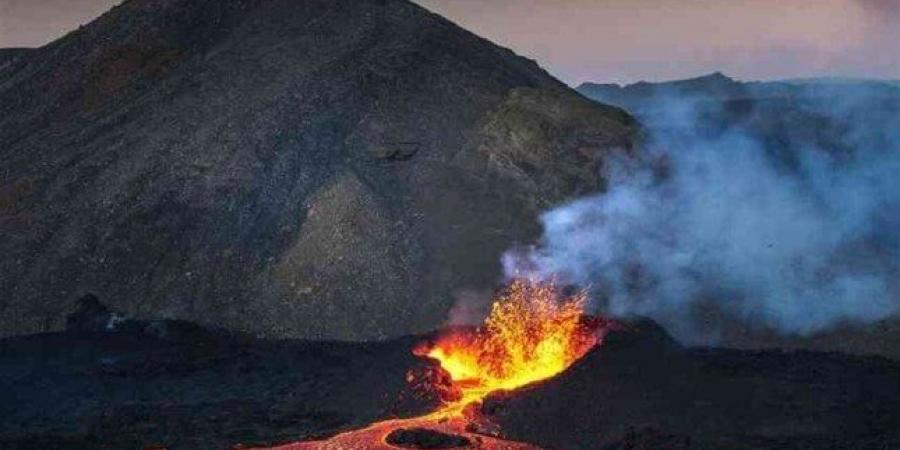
0;0;635;341
261;279;607;449
4;2;899;449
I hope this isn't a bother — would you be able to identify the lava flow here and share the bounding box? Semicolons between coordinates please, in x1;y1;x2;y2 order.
267;279;603;449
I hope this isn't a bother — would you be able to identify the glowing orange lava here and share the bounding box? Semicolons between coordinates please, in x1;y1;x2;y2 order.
419;279;601;417
259;279;602;450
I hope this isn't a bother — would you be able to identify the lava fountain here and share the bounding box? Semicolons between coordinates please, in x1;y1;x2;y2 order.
416;279;604;417
267;279;604;449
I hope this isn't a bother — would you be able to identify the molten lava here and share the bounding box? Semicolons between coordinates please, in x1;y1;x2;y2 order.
264;279;603;449
418;279;601;416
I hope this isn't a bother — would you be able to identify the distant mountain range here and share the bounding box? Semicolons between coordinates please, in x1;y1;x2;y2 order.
578;72;900;112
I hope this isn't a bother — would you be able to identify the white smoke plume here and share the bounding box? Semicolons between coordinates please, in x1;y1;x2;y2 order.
505;83;900;342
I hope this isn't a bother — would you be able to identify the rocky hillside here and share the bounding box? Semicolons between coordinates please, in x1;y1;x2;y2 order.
0;0;635;339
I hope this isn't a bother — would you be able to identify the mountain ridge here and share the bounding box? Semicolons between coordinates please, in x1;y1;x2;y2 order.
577;72;900;112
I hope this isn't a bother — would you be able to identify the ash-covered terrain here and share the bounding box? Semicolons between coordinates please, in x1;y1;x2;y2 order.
0;296;445;450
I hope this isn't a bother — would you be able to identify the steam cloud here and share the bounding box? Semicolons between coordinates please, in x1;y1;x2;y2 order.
505;83;900;342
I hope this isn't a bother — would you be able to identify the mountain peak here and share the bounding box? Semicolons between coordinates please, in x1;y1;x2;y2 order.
697;71;733;81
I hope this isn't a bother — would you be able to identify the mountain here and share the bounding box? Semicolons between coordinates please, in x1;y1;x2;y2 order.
578;72;748;108
0;0;635;340
578;72;900;113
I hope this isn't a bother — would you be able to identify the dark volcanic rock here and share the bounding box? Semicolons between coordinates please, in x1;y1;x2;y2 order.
0;48;33;66
385;428;471;449
65;294;246;342
0;320;443;450
65;294;118;332
3;316;900;449
0;0;635;340
603;428;693;450
482;320;900;450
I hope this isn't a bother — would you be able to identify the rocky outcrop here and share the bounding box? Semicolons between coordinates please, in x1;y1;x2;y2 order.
0;0;635;339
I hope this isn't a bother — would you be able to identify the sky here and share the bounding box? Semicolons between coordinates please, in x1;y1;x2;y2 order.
1;0;898;85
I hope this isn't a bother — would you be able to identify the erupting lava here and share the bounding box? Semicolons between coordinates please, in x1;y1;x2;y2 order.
417;279;602;417
268;279;603;449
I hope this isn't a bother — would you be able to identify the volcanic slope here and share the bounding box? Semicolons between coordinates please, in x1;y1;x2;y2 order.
483;321;900;450
0;0;635;339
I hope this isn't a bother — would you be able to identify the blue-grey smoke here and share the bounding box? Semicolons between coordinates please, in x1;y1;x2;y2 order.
505;82;900;341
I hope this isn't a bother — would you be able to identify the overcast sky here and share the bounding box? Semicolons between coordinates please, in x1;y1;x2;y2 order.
2;0;898;85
